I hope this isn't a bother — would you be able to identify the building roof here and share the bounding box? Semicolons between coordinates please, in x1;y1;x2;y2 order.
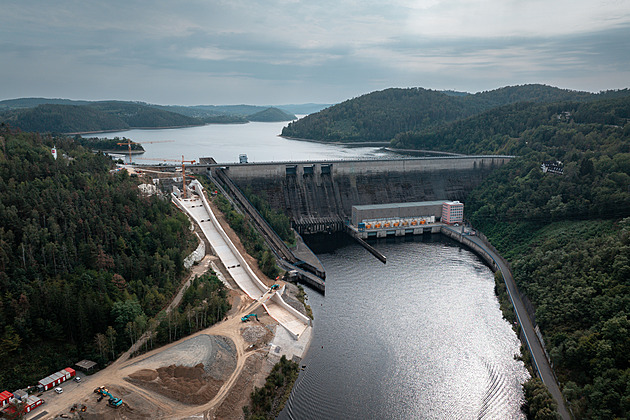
75;360;97;370
0;391;13;401
39;371;64;386
352;201;448;211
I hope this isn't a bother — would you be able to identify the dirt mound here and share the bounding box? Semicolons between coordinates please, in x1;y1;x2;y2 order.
128;363;223;405
129;369;158;381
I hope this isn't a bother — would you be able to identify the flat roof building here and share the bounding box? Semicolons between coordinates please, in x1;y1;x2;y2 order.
352;201;448;226
442;201;464;224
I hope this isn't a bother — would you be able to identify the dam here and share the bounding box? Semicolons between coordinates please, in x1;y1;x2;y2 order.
147;155;512;290
188;155;513;234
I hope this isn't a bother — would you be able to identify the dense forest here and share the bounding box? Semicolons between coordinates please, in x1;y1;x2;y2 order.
0;126;196;390
247;107;296;122
0;102;203;133
77;136;145;154
452;98;630;418
281;84;630;143
0;99;307;133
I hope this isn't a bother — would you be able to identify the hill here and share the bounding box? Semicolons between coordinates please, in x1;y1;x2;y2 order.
442;95;630;419
0;102;203;133
85;101;202;129
392;95;630;155
0;98;321;132
1;104;129;133
0;97;91;110
280;84;630;143
247;107;296;122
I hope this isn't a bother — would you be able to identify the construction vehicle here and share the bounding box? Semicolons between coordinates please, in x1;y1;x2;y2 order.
94;386;123;408
241;314;258;322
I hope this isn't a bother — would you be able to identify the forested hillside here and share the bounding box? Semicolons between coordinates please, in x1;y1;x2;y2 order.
86;101;202;128
0;102;203;133
455;98;630;419
281;84;630;143
248;107;296;122
393;96;630;156
0;99;309;133
1;104;127;133
0;127;196;390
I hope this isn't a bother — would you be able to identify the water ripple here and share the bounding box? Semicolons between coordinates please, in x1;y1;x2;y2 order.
281;236;529;419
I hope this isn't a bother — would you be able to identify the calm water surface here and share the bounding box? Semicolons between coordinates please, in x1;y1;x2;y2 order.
92;120;398;163
282;235;529;419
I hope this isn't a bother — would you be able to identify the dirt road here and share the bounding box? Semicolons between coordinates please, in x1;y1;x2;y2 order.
39;296;273;419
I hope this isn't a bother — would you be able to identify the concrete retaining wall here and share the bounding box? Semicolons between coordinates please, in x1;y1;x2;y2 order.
269;285;312;326
440;226;498;271
183;233;206;269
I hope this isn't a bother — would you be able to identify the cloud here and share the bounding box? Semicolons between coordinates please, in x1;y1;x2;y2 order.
0;0;628;103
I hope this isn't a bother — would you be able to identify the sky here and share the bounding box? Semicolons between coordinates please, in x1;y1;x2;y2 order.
1;0;629;105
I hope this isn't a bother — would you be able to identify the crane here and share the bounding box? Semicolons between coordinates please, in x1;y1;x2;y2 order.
135;155;196;198
115;138;175;164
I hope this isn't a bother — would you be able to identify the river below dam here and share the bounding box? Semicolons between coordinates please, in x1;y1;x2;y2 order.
281;234;529;419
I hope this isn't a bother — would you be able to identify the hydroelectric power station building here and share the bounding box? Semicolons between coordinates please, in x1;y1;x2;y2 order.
351;200;464;238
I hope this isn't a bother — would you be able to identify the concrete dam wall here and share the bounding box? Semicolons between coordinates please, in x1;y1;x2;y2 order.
195;156;512;233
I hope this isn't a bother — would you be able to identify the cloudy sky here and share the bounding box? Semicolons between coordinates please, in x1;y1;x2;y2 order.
2;0;629;105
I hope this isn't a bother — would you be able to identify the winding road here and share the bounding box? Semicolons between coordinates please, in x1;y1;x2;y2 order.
465;234;571;420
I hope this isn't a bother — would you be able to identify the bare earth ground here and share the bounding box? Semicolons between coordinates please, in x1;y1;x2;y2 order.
41;298;276;420
34;192;298;420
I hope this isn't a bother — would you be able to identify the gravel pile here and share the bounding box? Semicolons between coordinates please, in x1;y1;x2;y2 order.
242;324;268;344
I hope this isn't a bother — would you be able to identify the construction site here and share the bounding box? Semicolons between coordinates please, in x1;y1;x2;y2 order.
16;163;313;420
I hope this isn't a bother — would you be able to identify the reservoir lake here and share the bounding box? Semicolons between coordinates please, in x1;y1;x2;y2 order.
93;120;398;163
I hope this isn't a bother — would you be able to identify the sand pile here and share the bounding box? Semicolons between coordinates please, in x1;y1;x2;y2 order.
128;363;224;405
126;335;237;405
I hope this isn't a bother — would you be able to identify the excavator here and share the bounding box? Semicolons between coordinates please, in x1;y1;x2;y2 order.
94;386;123;408
241;314;258;322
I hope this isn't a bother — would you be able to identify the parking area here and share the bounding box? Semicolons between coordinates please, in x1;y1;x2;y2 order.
25;372;92;420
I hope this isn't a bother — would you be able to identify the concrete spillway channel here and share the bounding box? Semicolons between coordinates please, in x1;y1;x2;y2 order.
172;183;311;339
211;168;326;292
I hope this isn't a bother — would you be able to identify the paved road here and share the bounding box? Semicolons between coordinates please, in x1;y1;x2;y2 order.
466;234;571;420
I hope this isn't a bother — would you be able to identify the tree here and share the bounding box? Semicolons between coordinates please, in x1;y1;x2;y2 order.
94;333;108;359
0;325;21;354
106;326;117;360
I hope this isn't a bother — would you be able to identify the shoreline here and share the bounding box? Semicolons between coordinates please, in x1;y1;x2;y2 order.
279;135;390;147
65;123;206;135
